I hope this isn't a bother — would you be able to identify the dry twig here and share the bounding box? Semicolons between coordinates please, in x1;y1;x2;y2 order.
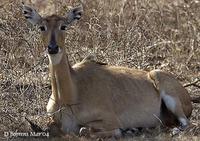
184;78;200;88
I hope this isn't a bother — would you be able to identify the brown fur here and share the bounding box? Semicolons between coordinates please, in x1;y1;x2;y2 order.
148;71;192;118
22;5;192;138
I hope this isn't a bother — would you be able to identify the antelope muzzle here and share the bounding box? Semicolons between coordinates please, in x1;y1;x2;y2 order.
48;32;59;54
48;44;59;54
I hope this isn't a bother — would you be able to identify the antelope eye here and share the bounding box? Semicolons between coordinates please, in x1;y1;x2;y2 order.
60;25;67;30
39;26;46;31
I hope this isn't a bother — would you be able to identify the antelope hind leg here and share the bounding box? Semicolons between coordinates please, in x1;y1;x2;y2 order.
161;91;189;130
148;70;191;130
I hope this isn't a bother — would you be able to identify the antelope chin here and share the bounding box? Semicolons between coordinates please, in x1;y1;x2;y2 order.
47;48;63;65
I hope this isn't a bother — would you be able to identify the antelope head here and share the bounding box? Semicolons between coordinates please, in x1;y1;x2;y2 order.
22;4;83;64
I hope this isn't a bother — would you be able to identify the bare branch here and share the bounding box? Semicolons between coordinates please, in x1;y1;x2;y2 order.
191;97;200;103
184;78;200;88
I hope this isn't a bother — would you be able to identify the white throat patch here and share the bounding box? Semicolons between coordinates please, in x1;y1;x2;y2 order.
48;48;63;65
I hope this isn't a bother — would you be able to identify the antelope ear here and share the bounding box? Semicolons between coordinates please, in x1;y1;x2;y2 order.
22;4;42;25
66;5;83;24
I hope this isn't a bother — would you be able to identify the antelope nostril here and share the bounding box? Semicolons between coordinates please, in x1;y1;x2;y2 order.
48;45;58;49
48;45;59;54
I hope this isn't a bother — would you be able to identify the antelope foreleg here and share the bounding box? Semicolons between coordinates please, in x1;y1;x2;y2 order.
79;126;122;139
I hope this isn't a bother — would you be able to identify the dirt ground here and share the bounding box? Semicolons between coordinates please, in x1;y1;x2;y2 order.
0;0;199;140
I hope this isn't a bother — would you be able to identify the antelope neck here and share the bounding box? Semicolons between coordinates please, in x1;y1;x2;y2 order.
49;52;77;106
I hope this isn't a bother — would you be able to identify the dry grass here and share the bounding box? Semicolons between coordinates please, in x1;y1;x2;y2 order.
0;0;199;140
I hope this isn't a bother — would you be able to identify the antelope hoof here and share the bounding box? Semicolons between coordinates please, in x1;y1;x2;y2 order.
171;127;180;137
79;127;90;137
121;128;141;136
179;124;189;131
179;118;189;131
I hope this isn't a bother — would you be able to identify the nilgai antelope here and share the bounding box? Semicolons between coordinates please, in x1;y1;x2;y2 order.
22;4;192;138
